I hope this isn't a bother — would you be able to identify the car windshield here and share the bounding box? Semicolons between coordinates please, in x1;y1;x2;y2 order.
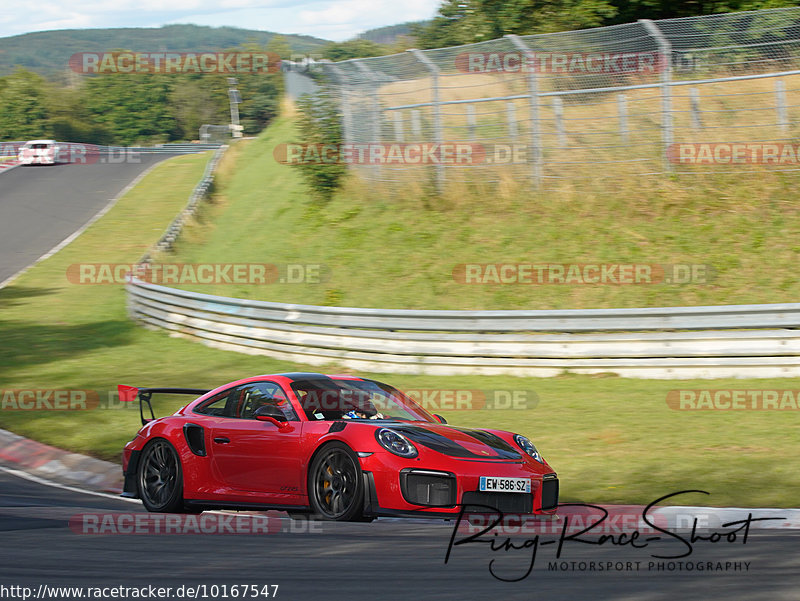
290;378;436;423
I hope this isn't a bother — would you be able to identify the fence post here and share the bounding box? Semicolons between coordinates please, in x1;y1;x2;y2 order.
354;61;382;181
506;102;518;138
323;62;354;147
411;110;422;138
355;62;381;144
409;49;444;194
507;34;542;187
466;104;476;139
617;93;628;142
689;88;703;130
640;19;674;172
552;97;566;147
393;112;405;142
776;79;789;134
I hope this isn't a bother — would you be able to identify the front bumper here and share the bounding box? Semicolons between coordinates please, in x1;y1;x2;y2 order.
359;453;558;518
20;156;55;165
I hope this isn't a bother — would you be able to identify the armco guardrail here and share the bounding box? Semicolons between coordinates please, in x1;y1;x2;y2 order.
0;140;222;155
140;145;227;261
125;143;224;154
126;278;800;379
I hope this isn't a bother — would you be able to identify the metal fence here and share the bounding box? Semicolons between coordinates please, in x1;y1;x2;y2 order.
126;277;800;379
318;7;800;190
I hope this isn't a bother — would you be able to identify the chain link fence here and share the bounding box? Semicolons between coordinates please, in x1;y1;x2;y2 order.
314;7;800;191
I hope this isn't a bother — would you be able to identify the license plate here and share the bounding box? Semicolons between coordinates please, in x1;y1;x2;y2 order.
479;476;530;493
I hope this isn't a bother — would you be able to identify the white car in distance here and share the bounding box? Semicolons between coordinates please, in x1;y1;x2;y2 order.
18;140;61;165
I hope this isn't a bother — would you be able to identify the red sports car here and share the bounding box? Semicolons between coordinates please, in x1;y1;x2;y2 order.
120;372;558;521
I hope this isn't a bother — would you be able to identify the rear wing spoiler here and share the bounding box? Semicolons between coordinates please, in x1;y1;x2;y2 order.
118;385;211;426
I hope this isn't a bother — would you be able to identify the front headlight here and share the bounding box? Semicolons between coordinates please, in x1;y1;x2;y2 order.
514;434;543;463
375;428;418;458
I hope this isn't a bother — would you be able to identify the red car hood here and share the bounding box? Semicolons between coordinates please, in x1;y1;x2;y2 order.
373;421;523;461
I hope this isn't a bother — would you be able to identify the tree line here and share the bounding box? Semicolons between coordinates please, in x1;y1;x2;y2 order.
0;41;286;145
412;0;800;49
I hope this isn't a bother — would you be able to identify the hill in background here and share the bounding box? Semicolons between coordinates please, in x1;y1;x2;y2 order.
0;24;330;78
357;21;428;45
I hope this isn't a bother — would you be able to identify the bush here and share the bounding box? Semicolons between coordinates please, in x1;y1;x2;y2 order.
294;87;347;202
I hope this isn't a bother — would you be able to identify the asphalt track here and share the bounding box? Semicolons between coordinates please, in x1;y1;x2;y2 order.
0;155;180;285
0;468;798;601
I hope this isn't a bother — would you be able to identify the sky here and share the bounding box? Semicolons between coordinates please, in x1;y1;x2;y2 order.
0;0;442;42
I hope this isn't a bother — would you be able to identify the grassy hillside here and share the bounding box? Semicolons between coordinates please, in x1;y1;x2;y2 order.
163;113;800;311
357;22;427;44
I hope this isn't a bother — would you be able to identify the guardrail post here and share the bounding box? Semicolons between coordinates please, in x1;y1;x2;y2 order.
640;19;674;172
409;49;445;194
506;34;542;187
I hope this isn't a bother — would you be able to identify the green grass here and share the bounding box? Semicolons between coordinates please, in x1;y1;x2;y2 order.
163;115;800;311
0;119;798;508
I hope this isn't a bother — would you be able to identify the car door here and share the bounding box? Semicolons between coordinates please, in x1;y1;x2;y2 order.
206;381;304;497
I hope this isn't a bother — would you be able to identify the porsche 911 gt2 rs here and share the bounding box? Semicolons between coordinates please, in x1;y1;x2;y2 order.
120;372;558;521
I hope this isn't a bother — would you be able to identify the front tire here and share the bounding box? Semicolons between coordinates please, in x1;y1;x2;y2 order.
308;443;365;521
137;438;187;513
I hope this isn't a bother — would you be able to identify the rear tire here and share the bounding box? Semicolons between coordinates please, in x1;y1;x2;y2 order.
137;439;190;513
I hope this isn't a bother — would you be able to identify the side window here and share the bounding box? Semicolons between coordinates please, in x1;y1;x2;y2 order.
239;382;298;421
193;389;236;417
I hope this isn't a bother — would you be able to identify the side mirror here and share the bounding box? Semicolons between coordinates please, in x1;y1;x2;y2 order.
254;405;290;430
434;414;447;424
